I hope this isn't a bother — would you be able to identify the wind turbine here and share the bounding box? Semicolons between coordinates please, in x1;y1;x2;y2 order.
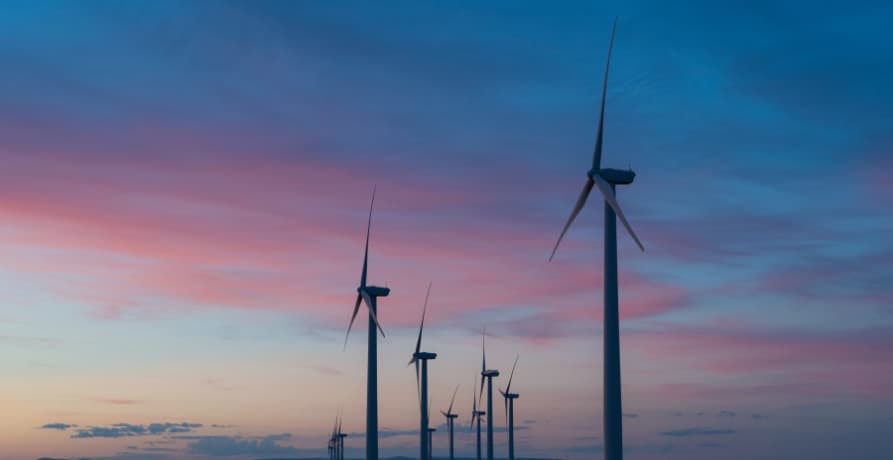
469;375;485;460
440;385;460;460
344;186;390;460
337;416;348;460
408;283;436;460
499;356;520;460
478;330;499;460
329;414;338;460
548;18;645;460
427;427;436;460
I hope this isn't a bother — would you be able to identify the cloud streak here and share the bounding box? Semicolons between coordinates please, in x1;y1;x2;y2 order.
70;422;202;439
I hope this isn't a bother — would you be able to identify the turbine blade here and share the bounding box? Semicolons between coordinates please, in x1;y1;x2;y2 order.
593;173;645;252
481;328;487;373
344;293;363;349
360;186;376;288
478;375;485;413
448;384;459;414
506;355;519;394
361;288;386;337
549;178;595;262
415;281;432;355
441;410;448;418
592;17;618;171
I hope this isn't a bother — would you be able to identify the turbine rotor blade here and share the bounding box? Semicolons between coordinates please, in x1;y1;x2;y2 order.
549;178;595;262
506;355;519;394
481;326;487;372
415;281;432;355
592;17;618;171
593;174;645;252
360;186;376;287
360;288;386;338
344;293;363;349
448;384;459;414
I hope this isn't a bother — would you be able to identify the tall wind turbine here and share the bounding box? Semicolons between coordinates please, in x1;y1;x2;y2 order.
408;283;436;460
548;18;645;460
469;375;485;460
344;187;390;460
479;330;499;460
499;356;520;460
440;385;460;460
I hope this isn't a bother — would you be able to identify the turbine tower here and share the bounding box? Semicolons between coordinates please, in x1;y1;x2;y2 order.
469;375;485;460
499;356;520;460
408;283;436;460
549;18;645;460
478;330;499;460
344;187;390;460
427;427;436;460
440;385;460;460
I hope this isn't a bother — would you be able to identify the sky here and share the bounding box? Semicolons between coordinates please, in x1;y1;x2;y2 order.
1;1;891;459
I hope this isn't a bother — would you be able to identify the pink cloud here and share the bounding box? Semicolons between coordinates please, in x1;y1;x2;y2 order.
2;148;680;333
628;323;893;400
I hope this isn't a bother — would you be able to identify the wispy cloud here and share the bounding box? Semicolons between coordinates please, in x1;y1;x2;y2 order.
183;433;310;457
40;423;76;431
71;422;202;438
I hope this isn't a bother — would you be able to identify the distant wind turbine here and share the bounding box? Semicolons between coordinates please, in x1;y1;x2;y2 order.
548;18;645;460
408;282;436;460
428;426;436;460
499;356;520;460
337;415;348;460
479;330;499;460
344;186;390;460
469;375;485;460
328;413;338;460
440;385;460;460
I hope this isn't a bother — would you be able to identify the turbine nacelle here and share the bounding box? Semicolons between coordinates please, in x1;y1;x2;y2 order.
360;285;391;297
589;168;636;185
481;370;500;378
414;351;437;360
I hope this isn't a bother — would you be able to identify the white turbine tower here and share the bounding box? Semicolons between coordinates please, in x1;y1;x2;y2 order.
408;283;436;460
344;187;389;460
549;18;645;460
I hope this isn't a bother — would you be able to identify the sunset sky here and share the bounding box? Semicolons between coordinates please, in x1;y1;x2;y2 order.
1;1;891;460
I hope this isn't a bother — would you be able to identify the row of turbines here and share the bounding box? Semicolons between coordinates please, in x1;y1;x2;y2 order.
330;17;642;460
